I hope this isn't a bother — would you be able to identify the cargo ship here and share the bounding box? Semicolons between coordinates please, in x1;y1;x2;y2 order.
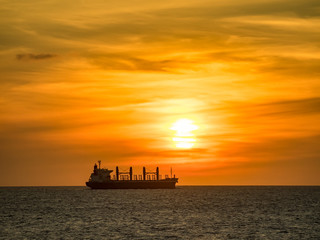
86;161;178;189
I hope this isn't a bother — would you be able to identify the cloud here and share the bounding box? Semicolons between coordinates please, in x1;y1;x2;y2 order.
257;97;320;116
216;134;320;159
87;53;181;72
16;53;57;61
224;97;320;118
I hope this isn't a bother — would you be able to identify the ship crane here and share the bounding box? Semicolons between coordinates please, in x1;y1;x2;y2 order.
116;166;133;180
144;167;160;181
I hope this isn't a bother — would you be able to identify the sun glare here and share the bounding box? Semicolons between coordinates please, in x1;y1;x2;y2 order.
171;119;198;148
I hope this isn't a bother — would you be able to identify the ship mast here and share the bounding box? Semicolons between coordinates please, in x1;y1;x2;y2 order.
98;160;101;169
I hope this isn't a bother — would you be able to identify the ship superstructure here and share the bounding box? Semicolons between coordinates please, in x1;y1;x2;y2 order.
86;161;178;189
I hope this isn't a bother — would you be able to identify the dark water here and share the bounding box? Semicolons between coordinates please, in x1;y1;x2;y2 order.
1;186;319;239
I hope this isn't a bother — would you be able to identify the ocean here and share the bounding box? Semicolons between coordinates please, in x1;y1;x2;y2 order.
1;186;319;239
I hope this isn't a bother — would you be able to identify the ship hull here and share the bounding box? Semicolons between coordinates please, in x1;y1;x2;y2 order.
86;180;177;189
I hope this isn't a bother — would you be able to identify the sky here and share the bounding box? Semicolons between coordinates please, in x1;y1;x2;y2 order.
0;0;319;186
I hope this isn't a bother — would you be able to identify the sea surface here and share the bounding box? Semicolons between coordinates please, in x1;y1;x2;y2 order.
0;186;319;239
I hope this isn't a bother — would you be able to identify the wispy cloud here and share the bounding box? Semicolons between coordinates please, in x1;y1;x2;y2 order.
16;53;57;60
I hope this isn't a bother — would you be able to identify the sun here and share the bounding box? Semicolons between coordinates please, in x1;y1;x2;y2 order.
171;119;198;148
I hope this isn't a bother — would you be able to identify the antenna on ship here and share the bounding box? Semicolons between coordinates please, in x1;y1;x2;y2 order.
98;160;101;169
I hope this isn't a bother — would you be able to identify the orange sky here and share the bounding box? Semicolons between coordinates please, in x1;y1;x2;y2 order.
1;0;320;186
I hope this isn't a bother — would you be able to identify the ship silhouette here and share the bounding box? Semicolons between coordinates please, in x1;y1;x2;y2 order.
86;161;178;189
